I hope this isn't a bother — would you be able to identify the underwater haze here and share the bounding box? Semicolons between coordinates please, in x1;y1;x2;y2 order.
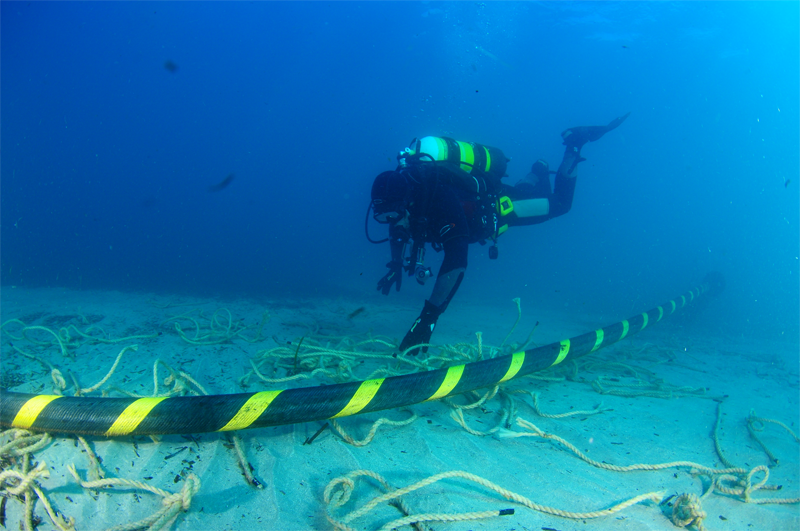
2;1;798;343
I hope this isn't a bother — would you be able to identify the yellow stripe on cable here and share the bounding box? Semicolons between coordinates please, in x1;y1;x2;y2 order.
427;365;464;401
12;395;62;429
591;329;604;352
105;397;167;436
641;312;649;331
499;351;525;382
657;306;664;321
620;320;630;341
332;379;383;418
551;340;570;367
219;391;282;431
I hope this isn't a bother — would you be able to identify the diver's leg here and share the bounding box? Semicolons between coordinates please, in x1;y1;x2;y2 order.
504;114;631;229
515;159;552;198
398;238;467;355
556;146;584;179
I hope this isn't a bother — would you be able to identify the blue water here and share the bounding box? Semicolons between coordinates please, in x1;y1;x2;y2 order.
2;1;798;343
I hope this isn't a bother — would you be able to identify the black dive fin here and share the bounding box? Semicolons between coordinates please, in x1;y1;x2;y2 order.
561;112;631;149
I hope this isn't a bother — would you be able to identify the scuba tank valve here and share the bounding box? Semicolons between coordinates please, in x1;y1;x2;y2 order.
397;146;414;168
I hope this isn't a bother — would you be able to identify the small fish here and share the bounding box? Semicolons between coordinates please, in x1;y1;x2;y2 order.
622;45;629;49
164;60;178;73
347;307;365;320
208;173;235;192
785;178;791;188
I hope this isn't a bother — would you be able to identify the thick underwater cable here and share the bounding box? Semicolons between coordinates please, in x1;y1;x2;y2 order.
1;283;718;436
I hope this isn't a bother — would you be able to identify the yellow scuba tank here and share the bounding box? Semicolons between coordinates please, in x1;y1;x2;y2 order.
398;136;509;181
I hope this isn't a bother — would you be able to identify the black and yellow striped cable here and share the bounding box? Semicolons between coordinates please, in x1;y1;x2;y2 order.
0;277;722;437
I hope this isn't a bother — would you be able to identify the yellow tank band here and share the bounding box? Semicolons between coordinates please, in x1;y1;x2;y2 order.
456;140;475;172
436;137;448;159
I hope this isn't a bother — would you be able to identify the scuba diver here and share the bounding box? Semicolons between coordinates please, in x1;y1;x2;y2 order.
366;113;630;355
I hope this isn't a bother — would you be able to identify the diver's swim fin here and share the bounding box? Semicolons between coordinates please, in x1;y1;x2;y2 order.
561;112;631;150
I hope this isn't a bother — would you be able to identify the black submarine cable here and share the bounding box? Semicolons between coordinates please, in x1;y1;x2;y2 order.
1;275;724;437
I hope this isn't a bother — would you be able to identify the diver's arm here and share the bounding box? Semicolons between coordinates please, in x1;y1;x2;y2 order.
377;224;409;296
388;223;408;264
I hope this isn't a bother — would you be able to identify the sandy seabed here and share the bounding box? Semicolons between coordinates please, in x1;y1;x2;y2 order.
1;286;798;531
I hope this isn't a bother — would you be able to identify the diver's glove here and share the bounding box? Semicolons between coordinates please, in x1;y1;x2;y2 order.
377;260;403;295
399;300;442;356
561;112;631;150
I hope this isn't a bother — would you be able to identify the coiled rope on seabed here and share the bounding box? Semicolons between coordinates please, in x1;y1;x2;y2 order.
1;274;726;437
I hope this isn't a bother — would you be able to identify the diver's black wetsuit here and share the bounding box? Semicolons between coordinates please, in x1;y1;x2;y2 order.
378;113;630;354
389;149;580;319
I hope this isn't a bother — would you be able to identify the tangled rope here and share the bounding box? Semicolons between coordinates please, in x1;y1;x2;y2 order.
670;493;707;530
0;430;74;531
68;465;201;531
324;468;662;531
